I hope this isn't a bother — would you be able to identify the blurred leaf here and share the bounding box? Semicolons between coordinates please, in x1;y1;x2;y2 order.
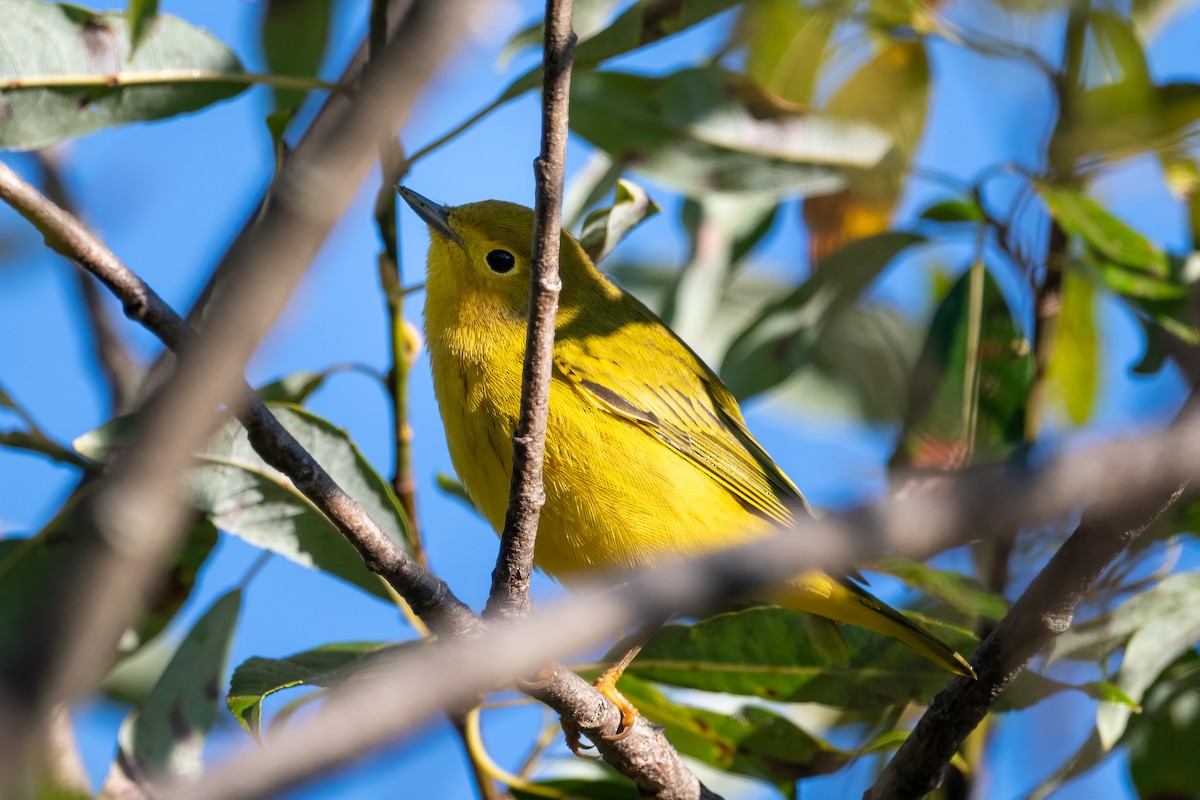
1046;269;1099;425
103;635;179;707
75;404;410;602
125;0;157;54
504;0;742;100
111;590;240;784
804;40;930;263
255;370;331;405
0;429;91;469
562;151;621;230
1032;575;1200;796
1133;0;1200;40
737;0;839;105
1042;185;1200;344
919;198;985;224
500;0;624;66
0;506;216;663
0;0;246;151
870;557;1009;621
579;178;661;263
892;265;1033;470
227;641;408;738
619;675;854;786
664;194;778;335
1124;650;1200;798
434;472;480;516
628;606;976;712
569;67;891;197
260;0;333;115
1053;574;1200;665
720;232;923;401
1049;12;1200;170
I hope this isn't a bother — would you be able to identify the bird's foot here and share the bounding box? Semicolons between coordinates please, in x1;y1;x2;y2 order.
593;673;640;741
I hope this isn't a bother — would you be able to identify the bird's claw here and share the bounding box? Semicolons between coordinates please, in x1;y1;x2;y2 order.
560;720;601;760
594;673;640;741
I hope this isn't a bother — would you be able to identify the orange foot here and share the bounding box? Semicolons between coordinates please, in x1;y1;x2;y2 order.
593;671;640;742
560;719;600;760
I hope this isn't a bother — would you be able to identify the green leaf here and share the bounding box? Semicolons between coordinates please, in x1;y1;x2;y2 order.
0;0;246;150
578;178;661;263
627;606;975;712
0;505;216;662
720;232;923;400
113;589;241;782
892;265;1034;469
75;404;410;602
870;557;1009;622
618;675;854;786
1041;185;1167;275
260;0;333;115
435;473;481;516
125;0;157;54
254;370;331;406
919;198;985;224
0;429;91;469
1046;268;1099;425
227;641;408;738
569;67;891;197
737;0;839;105
1124;650;1200;798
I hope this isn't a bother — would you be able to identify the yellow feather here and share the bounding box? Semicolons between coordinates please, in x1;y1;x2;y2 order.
409;192;973;679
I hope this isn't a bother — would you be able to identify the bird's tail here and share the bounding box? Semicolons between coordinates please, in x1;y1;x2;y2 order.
775;572;976;679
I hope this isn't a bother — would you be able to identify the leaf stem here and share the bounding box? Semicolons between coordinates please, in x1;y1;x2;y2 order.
3;70;343;93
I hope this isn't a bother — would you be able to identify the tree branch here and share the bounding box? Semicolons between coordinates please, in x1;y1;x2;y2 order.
175;400;1200;800
0;163;710;799
485;0;576;621
0;3;474;789
865;478;1187;799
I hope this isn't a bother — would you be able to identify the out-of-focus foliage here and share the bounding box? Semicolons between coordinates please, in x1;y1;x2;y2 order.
0;0;246;150
3;0;1200;798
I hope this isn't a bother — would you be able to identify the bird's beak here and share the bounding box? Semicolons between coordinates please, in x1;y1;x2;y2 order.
397;186;465;249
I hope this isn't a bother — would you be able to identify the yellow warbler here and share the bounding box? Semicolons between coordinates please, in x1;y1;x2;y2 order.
399;188;974;728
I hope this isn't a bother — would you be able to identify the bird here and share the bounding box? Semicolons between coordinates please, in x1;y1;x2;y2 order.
398;186;975;744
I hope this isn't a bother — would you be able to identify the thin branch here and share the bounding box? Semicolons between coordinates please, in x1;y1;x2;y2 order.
485;0;576;621
865;480;1188;799
173;400;1200;800
0;3;473;788
33;151;142;415
0;160;709;800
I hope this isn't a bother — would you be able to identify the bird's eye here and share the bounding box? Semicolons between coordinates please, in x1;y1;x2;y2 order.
485;249;516;274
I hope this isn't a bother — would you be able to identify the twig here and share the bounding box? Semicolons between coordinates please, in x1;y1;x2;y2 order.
865;480;1189;799
171;399;1200;800
0;3;473;788
485;0;576;621
34;151;141;414
0;160;708;800
369;0;426;567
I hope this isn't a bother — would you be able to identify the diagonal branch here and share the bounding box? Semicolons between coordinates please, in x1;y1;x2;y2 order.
864;478;1188;799
485;0;576;621
0;164;711;798
177;400;1200;800
0;2;474;790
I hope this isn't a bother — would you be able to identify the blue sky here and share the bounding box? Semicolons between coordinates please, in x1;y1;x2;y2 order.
1;0;1198;797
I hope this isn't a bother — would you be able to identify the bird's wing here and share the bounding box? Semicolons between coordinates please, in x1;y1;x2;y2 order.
554;323;809;527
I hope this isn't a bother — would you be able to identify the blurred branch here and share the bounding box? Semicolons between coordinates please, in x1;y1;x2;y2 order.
33;706;90;798
34;151;141;415
3;70;341;93
0;152;710;800
0;2;474;789
370;0;426;568
865;478;1188;798
485;0;576;621
174;395;1200;800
